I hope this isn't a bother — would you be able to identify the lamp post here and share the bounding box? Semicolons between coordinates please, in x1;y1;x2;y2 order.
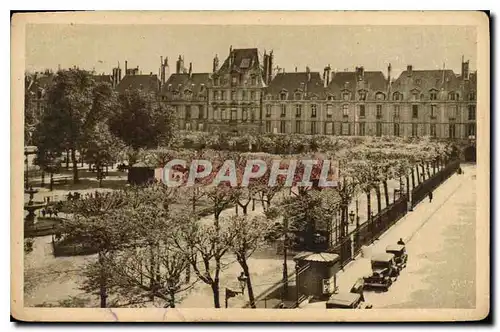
355;198;360;228
349;210;355;225
225;272;248;308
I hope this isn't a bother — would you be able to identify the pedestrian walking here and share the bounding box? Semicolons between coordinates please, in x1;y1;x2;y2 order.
428;191;433;203
397;238;405;245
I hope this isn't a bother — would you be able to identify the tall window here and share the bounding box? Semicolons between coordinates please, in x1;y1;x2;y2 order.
281;104;286;117
198;105;205;119
468;91;476;100
311;122;317;135
376;105;382;119
221;90;226;100
266;105;272;117
232;76;238;85
250;91;256;100
394;123;400;136
412;123;418;137
430;124;437;137
231;90;236;100
213;108;219;120
430;105;437;119
412;105;419;119
230;109;237;121
449;105;457;120
467;123;476;137
449;92;457;100
280;121;286;133
342;104;349;117
214;78;220;86
341;123;350;136
449;124;456;138
393;105;400;118
376;122;382;136
359;105;365;118
325;122;334;135
359;91;366;101
295;104;302;118
185;105;191;119
326;104;333;118
311;104;317;118
468;105;476;120
242;108;248;121
251;76;257;86
266;121;272;133
198;123;204;131
295;120;302;134
254;91;259;100
359;122;365;136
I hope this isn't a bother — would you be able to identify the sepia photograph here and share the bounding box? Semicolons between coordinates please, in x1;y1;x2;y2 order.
11;11;490;322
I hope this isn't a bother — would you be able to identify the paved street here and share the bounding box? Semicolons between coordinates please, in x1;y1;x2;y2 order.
303;164;476;309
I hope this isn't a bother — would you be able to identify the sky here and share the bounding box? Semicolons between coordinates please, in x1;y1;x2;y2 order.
25;24;477;79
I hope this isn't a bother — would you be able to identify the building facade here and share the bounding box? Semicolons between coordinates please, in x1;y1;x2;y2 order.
205;47;270;133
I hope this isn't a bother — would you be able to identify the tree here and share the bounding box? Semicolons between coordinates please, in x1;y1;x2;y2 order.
63;191;132;307
42;68;99;184
109;89;176;152
83;123;124;187
172;217;233;308
225;215;270;308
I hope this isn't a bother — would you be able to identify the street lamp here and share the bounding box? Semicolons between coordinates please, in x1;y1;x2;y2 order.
225;272;248;308
349;211;355;225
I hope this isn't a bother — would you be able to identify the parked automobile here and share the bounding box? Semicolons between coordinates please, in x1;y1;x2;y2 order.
326;292;372;309
363;253;399;291
386;244;408;270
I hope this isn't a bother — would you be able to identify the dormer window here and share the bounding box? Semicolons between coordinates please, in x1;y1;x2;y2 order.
232;76;238;85
415;78;422;85
342;92;350;101
251;76;257;86
280;92;287;100
311;104;317;118
412;91;419;101
430;90;438;100
214;77;220;86
375;92;385;101
294;92;302;100
200;84;205;93
327;95;335;101
468;92;476;100
358;91;367;101
393;92;402;101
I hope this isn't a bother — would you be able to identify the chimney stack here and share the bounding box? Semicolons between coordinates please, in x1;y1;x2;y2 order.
188;62;192;78
323;64;331;87
125;60;128;75
213;54;219;73
263;51;268;84
268;50;273;84
355;66;364;81
461;57;470;80
306;66;311;82
387;63;392;85
407;65;413;76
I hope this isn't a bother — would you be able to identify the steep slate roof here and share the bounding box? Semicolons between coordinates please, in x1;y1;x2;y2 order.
392;69;461;94
116;74;160;94
160;73;210;96
327;71;387;100
266;72;325;100
218;48;260;72
93;74;113;85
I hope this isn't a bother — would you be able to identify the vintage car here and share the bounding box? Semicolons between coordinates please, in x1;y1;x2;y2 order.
386;244;408;270
326;292;373;309
363;253;399;291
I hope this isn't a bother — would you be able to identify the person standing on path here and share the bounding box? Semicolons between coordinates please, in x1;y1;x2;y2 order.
428;191;433;203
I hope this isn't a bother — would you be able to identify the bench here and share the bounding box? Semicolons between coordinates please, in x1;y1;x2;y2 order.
51;176;70;185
